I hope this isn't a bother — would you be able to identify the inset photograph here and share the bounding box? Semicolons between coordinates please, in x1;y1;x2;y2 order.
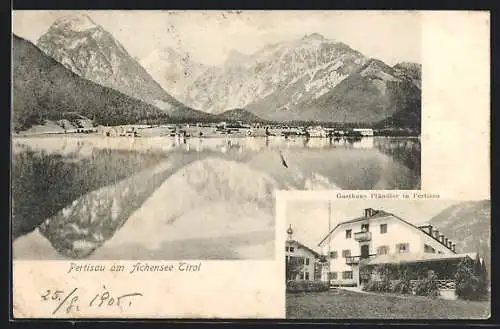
285;197;490;319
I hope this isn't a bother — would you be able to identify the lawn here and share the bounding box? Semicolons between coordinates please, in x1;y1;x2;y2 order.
286;289;490;319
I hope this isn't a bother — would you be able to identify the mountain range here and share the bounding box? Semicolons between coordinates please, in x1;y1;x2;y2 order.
429;200;491;278
13;14;421;129
143;32;421;125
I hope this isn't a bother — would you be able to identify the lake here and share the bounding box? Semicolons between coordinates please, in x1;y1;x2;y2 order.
11;135;420;260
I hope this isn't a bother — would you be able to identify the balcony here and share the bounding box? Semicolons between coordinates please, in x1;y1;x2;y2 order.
345;254;377;265
345;256;361;265
354;231;372;242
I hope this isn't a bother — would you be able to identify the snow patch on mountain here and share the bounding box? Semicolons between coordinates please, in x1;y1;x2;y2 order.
67;37;88;50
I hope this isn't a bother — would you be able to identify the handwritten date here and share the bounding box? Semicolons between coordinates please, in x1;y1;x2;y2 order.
41;286;143;315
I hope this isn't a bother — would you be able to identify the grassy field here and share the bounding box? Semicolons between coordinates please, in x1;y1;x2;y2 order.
286;289;490;319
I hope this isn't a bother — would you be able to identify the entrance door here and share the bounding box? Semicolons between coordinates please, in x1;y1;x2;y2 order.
361;244;369;259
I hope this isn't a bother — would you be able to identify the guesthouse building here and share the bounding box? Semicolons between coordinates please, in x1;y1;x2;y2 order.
317;208;475;291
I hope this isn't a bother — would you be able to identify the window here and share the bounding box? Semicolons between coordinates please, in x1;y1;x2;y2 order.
380;224;387;234
361;224;370;232
342;249;351;258
377;245;389;255
305;258;310;265
285;246;289;252
329;251;338;259
396;243;409;253
286;256;289;263
329;272;338;280
346;229;352;239
289;247;294;252
305;272;310;280
342;271;353;280
424;244;436;253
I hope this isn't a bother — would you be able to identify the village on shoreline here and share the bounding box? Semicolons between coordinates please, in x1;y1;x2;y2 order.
13;119;421;139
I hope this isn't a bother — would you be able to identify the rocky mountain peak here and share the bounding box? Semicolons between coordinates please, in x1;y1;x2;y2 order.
394;62;421;70
50;14;99;32
302;33;326;41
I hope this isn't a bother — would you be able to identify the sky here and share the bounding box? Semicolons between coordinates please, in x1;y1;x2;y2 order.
285;198;461;252
12;10;421;66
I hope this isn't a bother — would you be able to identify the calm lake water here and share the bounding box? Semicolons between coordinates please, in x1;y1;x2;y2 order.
11;135;420;260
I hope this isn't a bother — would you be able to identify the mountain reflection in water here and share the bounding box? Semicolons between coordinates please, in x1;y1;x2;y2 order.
11;136;420;260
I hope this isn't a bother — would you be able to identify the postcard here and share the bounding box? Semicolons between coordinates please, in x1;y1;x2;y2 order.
10;10;489;318
279;191;490;319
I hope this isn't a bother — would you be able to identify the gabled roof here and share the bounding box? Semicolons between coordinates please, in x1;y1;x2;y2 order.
287;239;320;257
317;209;456;254
337;209;392;225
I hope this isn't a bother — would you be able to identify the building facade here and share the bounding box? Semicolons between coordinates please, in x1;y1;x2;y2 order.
352;128;374;136
286;225;320;281
318;208;457;286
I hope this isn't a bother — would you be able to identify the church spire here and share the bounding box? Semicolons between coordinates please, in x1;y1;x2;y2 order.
287;224;294;241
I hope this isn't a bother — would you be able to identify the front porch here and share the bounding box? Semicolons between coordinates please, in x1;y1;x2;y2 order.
321;252;479;292
360;252;476;278
357;252;479;298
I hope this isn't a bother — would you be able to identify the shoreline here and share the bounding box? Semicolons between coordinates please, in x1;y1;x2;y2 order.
11;133;421;139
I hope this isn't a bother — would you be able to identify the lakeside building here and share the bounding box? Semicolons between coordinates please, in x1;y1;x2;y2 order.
286;225;321;281
352;128;374;136
317;208;476;292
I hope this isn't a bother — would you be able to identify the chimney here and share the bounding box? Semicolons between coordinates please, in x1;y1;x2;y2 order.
452;244;456;252
439;234;445;243
364;208;376;218
433;230;440;239
444;237;448;246
428;225;433;236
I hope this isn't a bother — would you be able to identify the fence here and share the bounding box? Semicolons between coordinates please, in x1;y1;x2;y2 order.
409;279;456;290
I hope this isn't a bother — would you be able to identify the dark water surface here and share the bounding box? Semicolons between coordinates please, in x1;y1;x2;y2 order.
11;135;420;259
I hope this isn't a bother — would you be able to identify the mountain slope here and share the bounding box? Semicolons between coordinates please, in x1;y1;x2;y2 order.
12;34;170;131
428;200;491;277
139;47;211;103
215;108;266;123
276;59;422;124
36;14;212;120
